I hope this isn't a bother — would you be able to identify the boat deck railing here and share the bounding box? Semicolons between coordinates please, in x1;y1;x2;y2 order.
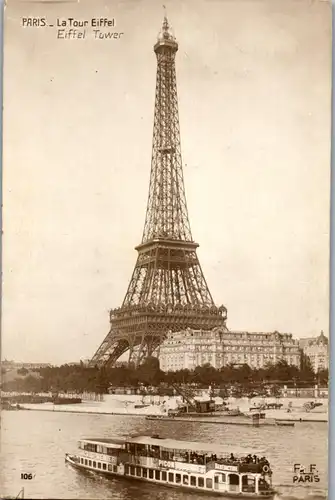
210;459;270;474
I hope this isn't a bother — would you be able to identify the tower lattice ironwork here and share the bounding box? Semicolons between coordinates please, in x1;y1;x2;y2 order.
90;16;227;368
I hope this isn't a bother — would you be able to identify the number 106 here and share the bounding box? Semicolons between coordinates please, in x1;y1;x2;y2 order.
21;473;33;480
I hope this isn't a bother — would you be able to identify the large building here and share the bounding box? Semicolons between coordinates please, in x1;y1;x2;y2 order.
299;331;329;373
158;328;300;372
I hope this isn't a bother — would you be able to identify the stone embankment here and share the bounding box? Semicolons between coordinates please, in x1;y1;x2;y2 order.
17;394;328;422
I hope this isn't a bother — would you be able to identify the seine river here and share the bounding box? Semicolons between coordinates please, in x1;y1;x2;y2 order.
0;411;328;499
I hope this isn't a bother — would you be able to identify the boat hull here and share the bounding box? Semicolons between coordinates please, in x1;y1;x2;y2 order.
65;454;276;499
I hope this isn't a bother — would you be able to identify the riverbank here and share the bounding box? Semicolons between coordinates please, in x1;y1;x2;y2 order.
17;402;328;422
19;406;327;423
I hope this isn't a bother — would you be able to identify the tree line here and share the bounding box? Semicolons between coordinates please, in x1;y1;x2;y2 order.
2;355;328;395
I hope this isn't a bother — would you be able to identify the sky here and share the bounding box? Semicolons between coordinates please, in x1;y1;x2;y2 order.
2;0;331;364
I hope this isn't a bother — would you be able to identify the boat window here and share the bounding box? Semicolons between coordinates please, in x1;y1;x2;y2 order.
107;447;118;456
142;468;148;478
108;465;113;472
113;465;117;473
145;445;160;458
93;461;96;468
98;462;101;469
128;444;136;454
206;478;213;489
80;458;83;464
136;467;141;477
183;475;189;485
176;474;181;484
242;475;256;493
130;466;135;475
84;443;97;453
162;471;167;481
85;460;88;466
149;469;154;479
168;472;174;482
229;474;240;485
161;449;174;461
103;463;107;471
89;460;92;467
190;476;196;486
155;470;160;480
174;450;189;463
135;444;147;457
198;477;204;487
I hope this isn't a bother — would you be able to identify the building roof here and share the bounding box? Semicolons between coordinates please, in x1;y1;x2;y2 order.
300;331;328;348
316;331;328;345
81;435;264;455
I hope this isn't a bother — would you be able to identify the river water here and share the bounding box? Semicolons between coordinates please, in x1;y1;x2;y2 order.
0;411;328;499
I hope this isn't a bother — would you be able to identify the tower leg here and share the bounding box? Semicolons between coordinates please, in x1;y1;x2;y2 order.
133;336;147;368
127;335;137;366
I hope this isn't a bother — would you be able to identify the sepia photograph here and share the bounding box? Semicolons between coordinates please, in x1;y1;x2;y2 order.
1;0;331;499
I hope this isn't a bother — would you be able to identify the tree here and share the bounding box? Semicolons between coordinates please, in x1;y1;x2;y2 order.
299;352;315;382
194;363;221;386
317;368;329;386
17;367;29;376
137;357;163;386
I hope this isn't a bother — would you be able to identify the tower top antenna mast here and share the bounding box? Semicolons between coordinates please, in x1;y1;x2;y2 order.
156;6;177;49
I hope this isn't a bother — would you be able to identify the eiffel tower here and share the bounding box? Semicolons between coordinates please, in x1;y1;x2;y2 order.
90;16;227;368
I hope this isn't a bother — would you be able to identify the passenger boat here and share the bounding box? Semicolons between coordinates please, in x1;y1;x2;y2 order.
65;434;275;497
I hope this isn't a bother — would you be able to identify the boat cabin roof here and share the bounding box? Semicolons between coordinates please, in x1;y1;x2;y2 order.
80;436;264;455
81;437;126;447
